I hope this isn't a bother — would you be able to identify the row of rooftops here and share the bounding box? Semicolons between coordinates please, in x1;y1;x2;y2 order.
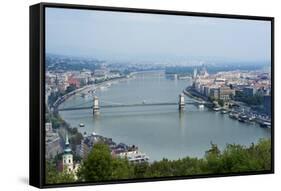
77;133;149;163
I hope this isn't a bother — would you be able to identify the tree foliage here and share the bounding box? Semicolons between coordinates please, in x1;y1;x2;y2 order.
78;143;113;181
45;113;67;129
235;91;263;106
65;84;77;94
218;99;225;107
45;161;75;184
46;139;271;184
77;143;134;182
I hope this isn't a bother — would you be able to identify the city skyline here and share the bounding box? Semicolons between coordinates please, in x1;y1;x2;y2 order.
46;8;271;63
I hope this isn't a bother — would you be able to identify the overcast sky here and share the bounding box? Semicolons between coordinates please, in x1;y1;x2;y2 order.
46;7;271;63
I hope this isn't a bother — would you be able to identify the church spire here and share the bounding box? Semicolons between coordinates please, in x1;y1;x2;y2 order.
64;132;72;154
65;133;69;145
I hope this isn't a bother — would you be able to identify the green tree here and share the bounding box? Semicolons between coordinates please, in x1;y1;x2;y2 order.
234;92;263;106
203;143;222;173
172;157;204;176
45;161;75;184
78;143;113;181
111;157;134;179
220;144;255;173
218;99;225;107
65;84;77;94
145;158;173;177
69;129;83;151
46;113;67;129
75;139;271;182
133;162;149;178
250;139;271;170
202;139;271;174
78;142;135;181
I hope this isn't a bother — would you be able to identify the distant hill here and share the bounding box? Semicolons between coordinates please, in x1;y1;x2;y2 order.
46;54;103;71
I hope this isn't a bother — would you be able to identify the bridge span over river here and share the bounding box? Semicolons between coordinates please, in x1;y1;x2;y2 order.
57;94;211;116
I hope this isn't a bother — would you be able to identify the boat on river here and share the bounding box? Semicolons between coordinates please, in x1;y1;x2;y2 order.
229;112;239;119
198;104;204;109
260;121;271;128
238;114;248;123
220;109;228;114
248;115;256;121
213;107;221;111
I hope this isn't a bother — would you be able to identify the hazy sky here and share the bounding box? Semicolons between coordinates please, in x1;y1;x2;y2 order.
46;7;271;63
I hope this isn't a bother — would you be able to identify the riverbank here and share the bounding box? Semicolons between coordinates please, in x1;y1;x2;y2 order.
183;86;271;128
50;71;167;162
183;86;214;109
183;87;206;102
53;70;165;110
53;76;128;110
58;71;270;161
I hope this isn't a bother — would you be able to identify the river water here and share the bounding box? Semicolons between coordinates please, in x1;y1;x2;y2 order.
59;72;270;161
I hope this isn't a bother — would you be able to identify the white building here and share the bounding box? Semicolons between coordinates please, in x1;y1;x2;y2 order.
116;150;149;164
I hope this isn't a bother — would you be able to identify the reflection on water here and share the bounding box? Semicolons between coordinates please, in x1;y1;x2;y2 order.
60;72;270;161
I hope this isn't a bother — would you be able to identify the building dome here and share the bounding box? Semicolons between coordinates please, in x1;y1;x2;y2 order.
64;147;72;154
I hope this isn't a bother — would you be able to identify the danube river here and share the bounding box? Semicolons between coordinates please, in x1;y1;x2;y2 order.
59;71;270;161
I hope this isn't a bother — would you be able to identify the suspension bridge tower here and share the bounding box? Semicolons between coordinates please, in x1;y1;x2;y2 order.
179;93;185;111
93;96;100;115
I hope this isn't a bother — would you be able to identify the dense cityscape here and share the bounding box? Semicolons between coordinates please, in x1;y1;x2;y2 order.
45;54;271;183
186;64;271;126
41;6;273;184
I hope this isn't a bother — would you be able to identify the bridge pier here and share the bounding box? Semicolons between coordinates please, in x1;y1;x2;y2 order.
179;93;185;111
93;96;100;115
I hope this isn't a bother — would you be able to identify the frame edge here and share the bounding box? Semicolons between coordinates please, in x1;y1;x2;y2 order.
29;3;44;188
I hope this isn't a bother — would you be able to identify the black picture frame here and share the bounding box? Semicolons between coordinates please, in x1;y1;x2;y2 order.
30;2;274;189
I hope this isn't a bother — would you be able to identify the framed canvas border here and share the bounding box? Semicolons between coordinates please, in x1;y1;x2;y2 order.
29;2;275;188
